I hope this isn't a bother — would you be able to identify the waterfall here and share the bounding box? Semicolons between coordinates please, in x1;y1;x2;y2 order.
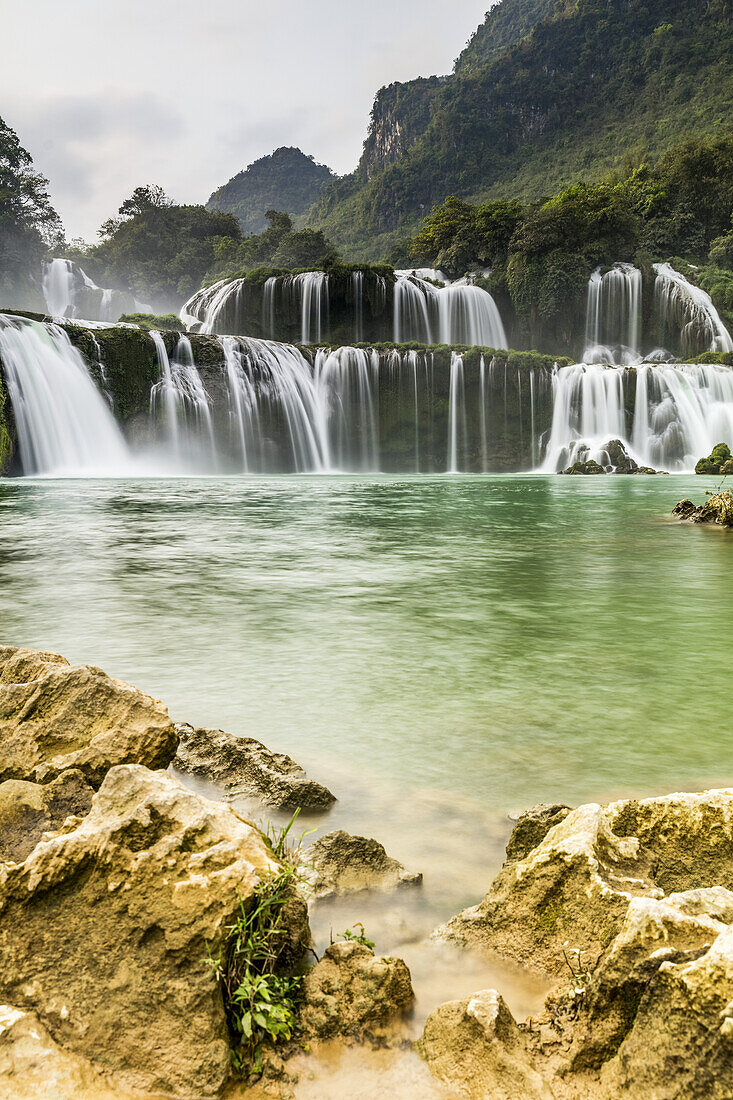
221;336;259;472
393;275;507;348
394;276;434;343
654;263;733;357
284;272;328;344
150;334;216;466
584;263;642;363
352;272;364;343
0;314;130;476
314;347;379;471
42;258;138;324
447;352;467;472
542;361;733;472
262;277;277;340
180;278;245;335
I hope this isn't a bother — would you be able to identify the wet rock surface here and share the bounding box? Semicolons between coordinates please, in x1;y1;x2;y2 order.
298;941;414;1043
420;788;733;1099
0;647;177;787
0;764;281;1098
299;830;422;899
673;490;733;527
416;989;552;1099
174;723;336;812
695;441;732;474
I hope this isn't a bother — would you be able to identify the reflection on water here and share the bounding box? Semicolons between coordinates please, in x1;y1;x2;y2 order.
1;473;730;1078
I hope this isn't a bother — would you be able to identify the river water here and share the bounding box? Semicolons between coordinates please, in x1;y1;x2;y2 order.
1;472;730;1082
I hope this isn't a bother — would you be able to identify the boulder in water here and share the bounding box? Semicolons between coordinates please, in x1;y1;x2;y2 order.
298;940;414;1043
562;459;605;475
0;764;295;1098
695;441;731;474
438;788;733;977
0;647;177;788
504;803;573;863
299;830;422;899
416;989;552;1099
174;722;336;811
673;491;733;527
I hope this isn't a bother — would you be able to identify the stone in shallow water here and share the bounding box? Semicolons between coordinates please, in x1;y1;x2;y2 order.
0;646;177;788
438;789;733;978
504;803;573;864
300;830;422;899
174;722;336;811
298;941;414;1043
0;764;295;1099
416;988;552;1099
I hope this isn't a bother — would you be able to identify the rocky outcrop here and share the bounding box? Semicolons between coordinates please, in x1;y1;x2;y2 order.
298;941;414;1043
673;490;733;527
0;647;177;788
416;989;552;1099
505;803;573;863
299;830;422;900
440;789;733;978
0;764;285;1098
562;440;662;475
422;789;733;1099
695;441;732;474
174;723;335;812
0;770;93;863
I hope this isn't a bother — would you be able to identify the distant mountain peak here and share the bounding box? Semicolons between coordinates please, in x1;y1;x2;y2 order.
207;147;335;235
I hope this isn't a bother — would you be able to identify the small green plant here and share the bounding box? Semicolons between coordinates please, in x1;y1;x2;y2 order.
207;812;306;1078
336;922;375;950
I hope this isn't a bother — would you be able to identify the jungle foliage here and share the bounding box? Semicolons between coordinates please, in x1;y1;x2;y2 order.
308;0;733;259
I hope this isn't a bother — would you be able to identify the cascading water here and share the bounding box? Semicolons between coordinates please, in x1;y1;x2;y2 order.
543;361;733;472
42;258;140;324
288;272;329;344
150;334;216;466
584;264;642;363
0;314;130;476
393;275;507;348
653;263;733;357
180;278;246;335
314;347;379;471
447;352;467;472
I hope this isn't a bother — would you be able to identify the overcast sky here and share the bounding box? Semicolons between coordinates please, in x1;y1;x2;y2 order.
3;0;491;242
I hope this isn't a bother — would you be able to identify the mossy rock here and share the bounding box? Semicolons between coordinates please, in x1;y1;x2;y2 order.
563;459;605;475
695;442;731;475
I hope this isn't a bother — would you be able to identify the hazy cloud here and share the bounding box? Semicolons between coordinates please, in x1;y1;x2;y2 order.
1;0;490;240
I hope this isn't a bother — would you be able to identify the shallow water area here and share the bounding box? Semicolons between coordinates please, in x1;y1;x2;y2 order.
1;471;731;1081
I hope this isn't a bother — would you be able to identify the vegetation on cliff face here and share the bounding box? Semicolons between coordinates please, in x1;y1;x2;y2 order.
308;0;733;259
206;211;336;283
0;115;62;309
406;133;733;353
207;147;335;236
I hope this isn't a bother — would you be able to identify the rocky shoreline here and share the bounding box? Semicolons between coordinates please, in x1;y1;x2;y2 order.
0;646;731;1098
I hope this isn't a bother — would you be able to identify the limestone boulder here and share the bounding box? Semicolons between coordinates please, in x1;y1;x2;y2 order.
0;770;93;863
299;830;422;900
0;764;290;1099
439;803;656;976
416;989;552;1100
571;886;733;1071
0;647;177;788
672;491;733;527
440;790;733;978
600;924;733;1098
298;941;414;1043
174;723;335;812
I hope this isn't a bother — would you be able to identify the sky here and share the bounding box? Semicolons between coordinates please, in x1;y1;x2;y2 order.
2;0;491;242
